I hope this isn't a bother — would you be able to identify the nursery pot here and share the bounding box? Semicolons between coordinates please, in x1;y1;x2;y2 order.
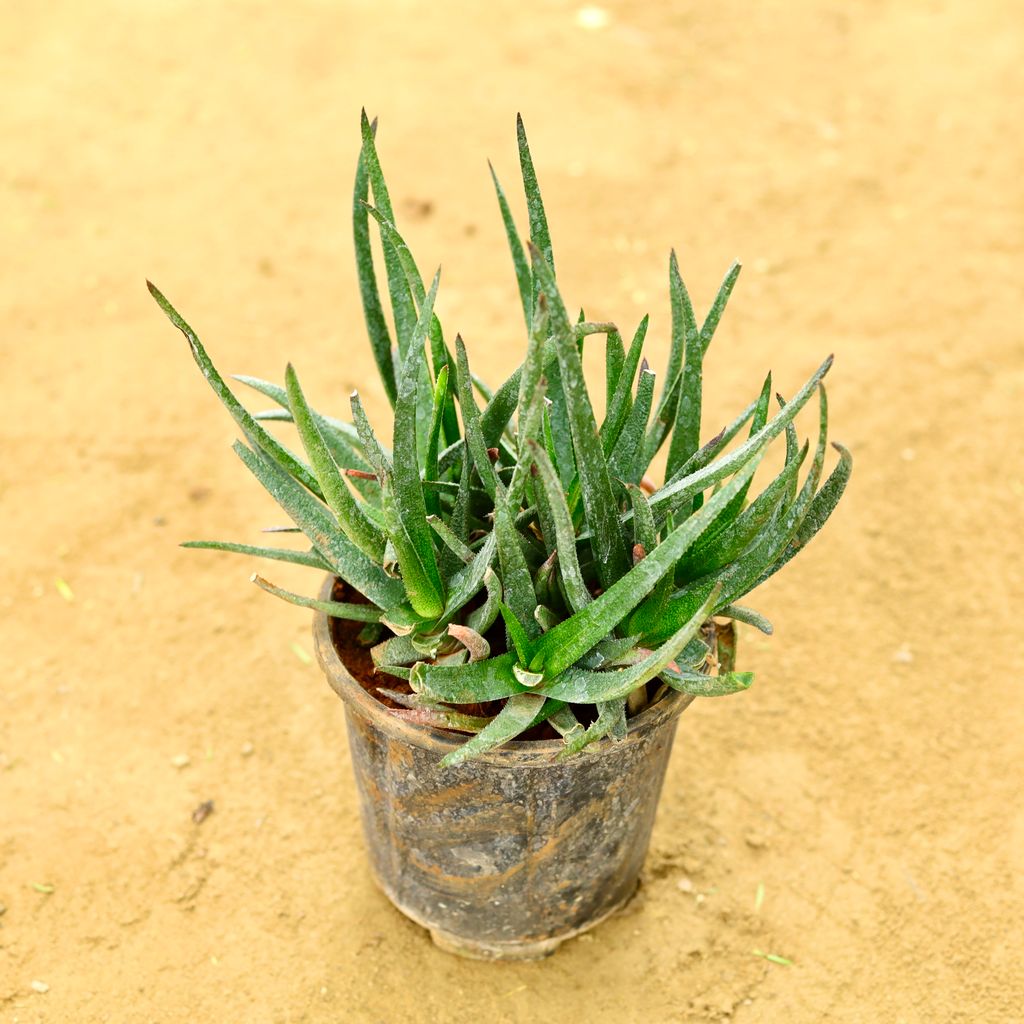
313;575;694;961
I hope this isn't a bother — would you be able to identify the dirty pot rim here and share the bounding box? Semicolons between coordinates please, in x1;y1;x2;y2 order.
313;573;692;768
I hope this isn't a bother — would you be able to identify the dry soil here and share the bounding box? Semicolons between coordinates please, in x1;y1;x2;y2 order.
2;2;1023;1022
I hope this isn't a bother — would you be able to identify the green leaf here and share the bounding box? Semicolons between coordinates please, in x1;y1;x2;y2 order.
438;455;472;579
529;443;591;613
676;440;806;581
488;160;532;330
516;295;549;449
559;700;627;757
661;666;753;697
361;203;458;444
548;705;583;739
494;507;539;634
181;540;330;570
349;392;392;480
708;371;773;521
231;441;405;610
643;366;683;466
480;367;522;451
537;584;722;702
454;335;499;498
753;441;853;587
498;602;534;663
147;282;324;499
605;328;626;412
285;364;385;561
251;574;383;621
601;315;649;451
627;484;657;554
623;485;673;637
649;355;833;520
652;386;832;639
391;268;445;608
530;456;762;677
423;364;449;518
348;392;438;617
717;604;773;635
427;513;473;563
466;567;502;634
665;251;703;477
232;374;375;491
516;114;554;310
372;634;424;669
648;259;742;463
352;117;397;405
359;110;417;359
608;365;656;485
699;260;742;355
440;691;547;766
412;651;524;704
437;534;496;627
529;244;630;588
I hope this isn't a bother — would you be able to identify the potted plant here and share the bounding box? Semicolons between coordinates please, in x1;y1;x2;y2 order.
149;112;851;961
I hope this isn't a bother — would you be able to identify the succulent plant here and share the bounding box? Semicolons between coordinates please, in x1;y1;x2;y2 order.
149;112;851;765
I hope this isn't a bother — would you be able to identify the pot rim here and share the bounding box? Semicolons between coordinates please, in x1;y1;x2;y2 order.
313;574;693;767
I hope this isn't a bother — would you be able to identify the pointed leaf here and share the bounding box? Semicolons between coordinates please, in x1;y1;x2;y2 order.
530;244;629;587
412;651;523;704
148;283;324;499
440;692;546;766
649;355;833;520
529;443;591;613
285;364;385;561
353;118;397;404
359;111;417;358
601;315;649;450
251;574;383;621
608;365;656;484
717;604;774;635
559;700;627;757
699;260;742;355
516;114;554;307
181;540;330;570
530;456;762;677
537;584;722;702
392;268;445;605
488;160;532;329
665;251;704;477
231;441;404;610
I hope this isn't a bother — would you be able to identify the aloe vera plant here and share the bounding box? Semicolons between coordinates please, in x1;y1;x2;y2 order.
152;112;851;766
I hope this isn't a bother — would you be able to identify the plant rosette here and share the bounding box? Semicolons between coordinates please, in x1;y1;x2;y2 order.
151;112;851;959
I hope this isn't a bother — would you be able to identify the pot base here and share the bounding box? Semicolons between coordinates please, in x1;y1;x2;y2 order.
382;873;640;961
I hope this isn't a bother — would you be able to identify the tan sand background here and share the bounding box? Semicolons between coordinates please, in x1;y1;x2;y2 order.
2;1;1023;1021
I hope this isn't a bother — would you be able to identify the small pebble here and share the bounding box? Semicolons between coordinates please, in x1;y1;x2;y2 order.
192;800;215;825
677;877;694;893
171;754;191;769
240;742;255;758
31;980;49;994
893;645;914;664
745;831;768;849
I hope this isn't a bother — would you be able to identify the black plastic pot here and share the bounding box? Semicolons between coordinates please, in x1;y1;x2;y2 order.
313;575;694;960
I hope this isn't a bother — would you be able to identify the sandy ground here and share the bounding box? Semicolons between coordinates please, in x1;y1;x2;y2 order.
2;1;1023;1021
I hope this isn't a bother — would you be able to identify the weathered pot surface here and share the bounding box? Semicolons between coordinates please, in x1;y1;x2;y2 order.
313;575;694;960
